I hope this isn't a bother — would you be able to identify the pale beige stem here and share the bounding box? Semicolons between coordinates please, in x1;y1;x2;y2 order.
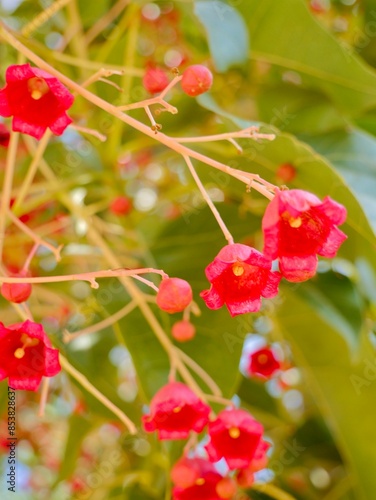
85;0;130;44
63;300;137;343
21;0;72;38
0;131;19;261
69;124;107;141
175;348;222;397
184;155;234;245
60;355;137;433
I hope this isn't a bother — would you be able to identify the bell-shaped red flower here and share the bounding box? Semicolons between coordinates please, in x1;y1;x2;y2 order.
0;64;74;139
247;347;281;379
262;189;347;282
200;244;281;316
142;382;210;439
171;456;226;500
0;320;61;391
205;409;264;469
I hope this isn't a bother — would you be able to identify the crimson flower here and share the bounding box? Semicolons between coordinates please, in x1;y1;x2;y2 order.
205;409;264;469
200;244;281;316
0;123;10;147
262;189;347;282
0;320;61;391
142;382;210;439
171;457;225;500
247;347;281;379
0;64;74;139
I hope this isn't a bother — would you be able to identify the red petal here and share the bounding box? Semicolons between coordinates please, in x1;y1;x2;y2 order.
227;298;262;316
12;116;46;139
279;254;318;282
261;271;282;298
318;226;347;258
49;113;72;135
319;196;347;225
0;89;12;117
6;64;34;82
8;375;42;391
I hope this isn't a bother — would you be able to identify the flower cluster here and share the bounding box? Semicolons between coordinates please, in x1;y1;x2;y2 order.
201;189;347;315
143;382;270;499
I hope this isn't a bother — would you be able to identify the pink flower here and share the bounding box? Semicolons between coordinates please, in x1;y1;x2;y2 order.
0;320;61;391
205;409;264;469
171;457;225;500
0;64;74;139
200;244;281;316
142;382;211;439
262;189;347;282
247;347;281;379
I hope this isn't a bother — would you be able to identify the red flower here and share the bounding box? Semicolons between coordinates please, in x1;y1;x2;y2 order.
142;382;210;439
171;457;225;500
0;64;74;140
247;347;281;379
205;409;263;469
109;196;132;215
200;244;281;316
262;189;347;282
0;320;61;391
157;278;193;313
0;123;10;147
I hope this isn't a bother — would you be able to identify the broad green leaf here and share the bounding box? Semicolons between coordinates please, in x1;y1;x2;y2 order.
300;128;376;233
238;0;376;113
275;288;376;500
194;1;249;72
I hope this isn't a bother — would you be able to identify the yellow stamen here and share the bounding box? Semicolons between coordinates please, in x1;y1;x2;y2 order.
195;478;205;486
20;334;39;347
258;354;268;364
172;406;182;413
289;216;302;228
232;264;244;276
14;348;25;359
229;427;240;439
27;77;49;100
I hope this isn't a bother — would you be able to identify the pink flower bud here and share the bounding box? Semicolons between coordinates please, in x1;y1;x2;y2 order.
1;280;32;303
181;65;213;96
171;320;196;342
157;278;192;313
143;66;169;94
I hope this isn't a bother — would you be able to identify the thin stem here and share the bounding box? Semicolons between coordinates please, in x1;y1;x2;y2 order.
184;155;234;245
60;355;137;434
173;127;275;143
132;275;160;293
204;394;235;407
38;378;50;417
81;68;124;88
70;124;107;142
12;130;52;213
85;0;130;44
175;348;222;397
63;300;137;343
0;131;19;261
21;0;72;38
251;483;297;500
7;210;63;262
22;243;39;272
0;267;167;287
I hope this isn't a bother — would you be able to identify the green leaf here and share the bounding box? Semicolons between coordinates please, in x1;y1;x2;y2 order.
299;128;376;233
194;1;249;72
275;288;376;500
238;0;376;113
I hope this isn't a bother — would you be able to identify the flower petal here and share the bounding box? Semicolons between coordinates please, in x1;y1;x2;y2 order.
261;271;282;298
319;196;347;225
200;286;224;310
317;226;347;258
44;348;61;376
12;116;46;139
0;89;12;117
6;63;34;82
279;254;318;282
8;375;42;391
227;298;261;316
49;113;72;136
